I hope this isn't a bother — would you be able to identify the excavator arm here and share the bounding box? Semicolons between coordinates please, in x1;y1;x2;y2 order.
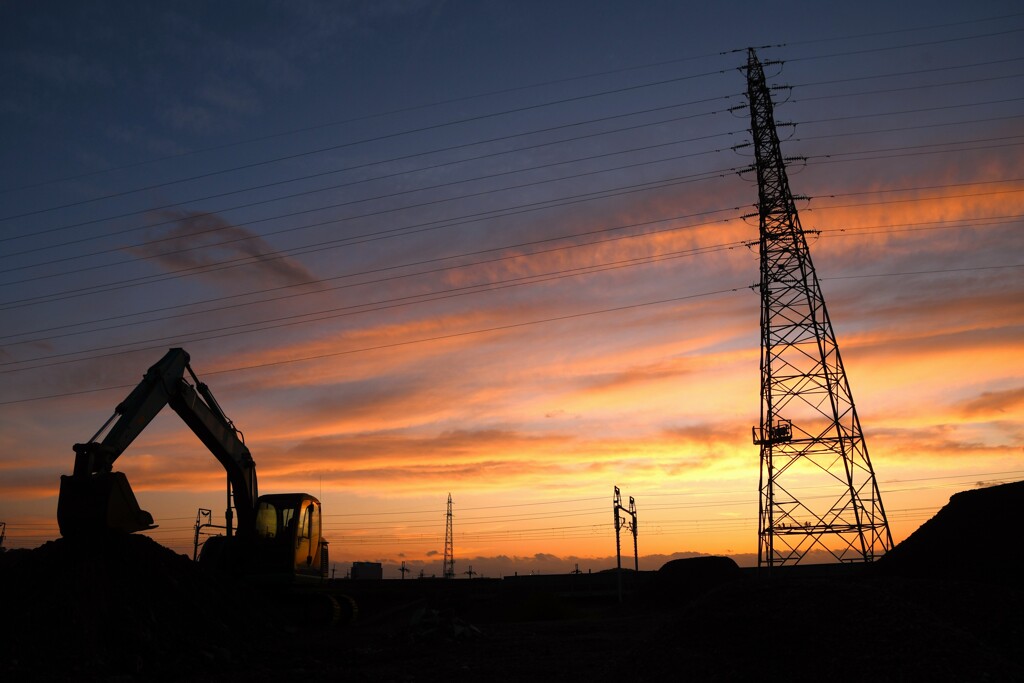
57;348;258;538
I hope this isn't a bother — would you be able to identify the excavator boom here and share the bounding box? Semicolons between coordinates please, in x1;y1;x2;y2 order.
57;348;327;581
58;348;257;537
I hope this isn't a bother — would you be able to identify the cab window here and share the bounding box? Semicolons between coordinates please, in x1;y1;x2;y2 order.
255;501;277;538
298;504;310;539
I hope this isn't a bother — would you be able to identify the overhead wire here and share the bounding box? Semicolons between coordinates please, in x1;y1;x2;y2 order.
4;116;1019;301
4;94;1015;301
4;154;1015;313
1;176;1019;349
6;8;1017;196
1;125;742;270
4;18;1019;557
2;249;1019;405
5;67;1020;264
0;244;752;372
781;26;1024;64
5;42;1022;253
3;53;1011;251
0;283;748;405
3;174;1020;360
2;207;745;344
1;177;1019;373
0;66;737;224
2;26;1015;387
5;469;1020;550
0;94;742;246
0;164;741;305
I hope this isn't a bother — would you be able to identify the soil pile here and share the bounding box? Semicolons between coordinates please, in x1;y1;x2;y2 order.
654;555;741;604
879;479;1024;583
625;575;1024;682
0;533;271;680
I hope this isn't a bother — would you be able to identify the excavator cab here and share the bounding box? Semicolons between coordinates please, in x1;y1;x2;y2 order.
253;493;326;580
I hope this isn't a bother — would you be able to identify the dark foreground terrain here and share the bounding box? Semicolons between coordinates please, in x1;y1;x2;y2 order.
2;481;1022;682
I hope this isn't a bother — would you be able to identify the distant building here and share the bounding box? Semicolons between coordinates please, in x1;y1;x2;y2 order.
351;561;383;580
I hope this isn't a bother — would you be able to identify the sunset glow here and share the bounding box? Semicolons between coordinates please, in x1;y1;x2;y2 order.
1;2;1021;577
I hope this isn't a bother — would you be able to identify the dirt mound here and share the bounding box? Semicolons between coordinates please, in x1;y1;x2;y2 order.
654;556;740;603
625;575;1023;681
0;533;272;680
658;555;740;580
879;480;1024;584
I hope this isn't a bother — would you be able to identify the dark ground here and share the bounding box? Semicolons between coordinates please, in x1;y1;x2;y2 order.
2;481;1022;682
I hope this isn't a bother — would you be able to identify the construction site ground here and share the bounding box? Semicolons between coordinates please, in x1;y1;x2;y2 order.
2;480;1021;682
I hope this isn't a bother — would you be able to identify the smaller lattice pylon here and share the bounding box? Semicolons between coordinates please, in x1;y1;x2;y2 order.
443;493;455;579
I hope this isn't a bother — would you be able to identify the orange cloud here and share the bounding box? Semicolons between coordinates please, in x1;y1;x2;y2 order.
959;386;1024;417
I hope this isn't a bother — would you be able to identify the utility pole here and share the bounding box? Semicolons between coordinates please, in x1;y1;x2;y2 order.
443;493;455;579
0;521;6;552
628;495;638;572
399;561;410;579
613;486;638;600
744;48;893;568
614;486;624;577
192;508;223;561
464;565;476;579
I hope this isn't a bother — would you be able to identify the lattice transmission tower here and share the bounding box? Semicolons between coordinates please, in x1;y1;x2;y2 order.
744;48;893;567
443;493;455;579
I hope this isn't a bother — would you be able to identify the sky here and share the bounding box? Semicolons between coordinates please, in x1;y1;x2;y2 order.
1;0;1022;577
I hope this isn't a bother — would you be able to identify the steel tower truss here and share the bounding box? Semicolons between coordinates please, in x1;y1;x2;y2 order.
745;49;893;567
443;493;455;579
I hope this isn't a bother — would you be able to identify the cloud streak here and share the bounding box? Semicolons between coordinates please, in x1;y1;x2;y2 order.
131;209;321;290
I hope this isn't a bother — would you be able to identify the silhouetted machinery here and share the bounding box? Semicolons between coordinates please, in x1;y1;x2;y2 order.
57;348;328;581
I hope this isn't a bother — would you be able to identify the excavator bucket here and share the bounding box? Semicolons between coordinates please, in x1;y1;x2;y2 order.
57;471;156;537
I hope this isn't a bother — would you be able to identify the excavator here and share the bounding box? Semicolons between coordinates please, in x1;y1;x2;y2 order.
57;347;328;582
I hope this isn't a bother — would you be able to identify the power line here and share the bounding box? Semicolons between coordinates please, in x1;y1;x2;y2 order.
1;251;1018;405
3;176;1018;347
1;95;741;246
8;94;1017;293
793;114;1023;143
0;245;750;372
823;263;1022;281
5;121;1020;304
787;56;1024;89
783;26;1024;64
7;69;1020;260
1;125;740;268
6;57;1009;249
3;177;1018;360
794;95;1024;127
0;165;739;305
326;494;608;517
778;12;1024;49
0;54;740;197
0;207;741;343
6;470;1019;550
1;186;1017;365
6;9;1017;195
790;72;1024;104
0;66;734;224
0;284;746;405
6;50;1022;246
